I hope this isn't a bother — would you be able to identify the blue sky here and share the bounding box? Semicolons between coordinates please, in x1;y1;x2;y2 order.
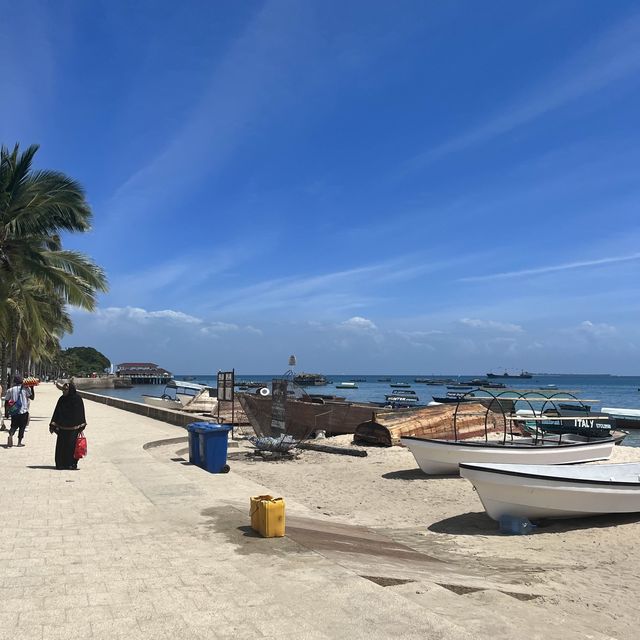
3;0;640;374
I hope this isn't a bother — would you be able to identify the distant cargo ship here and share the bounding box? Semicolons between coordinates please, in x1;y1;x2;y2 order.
486;370;532;379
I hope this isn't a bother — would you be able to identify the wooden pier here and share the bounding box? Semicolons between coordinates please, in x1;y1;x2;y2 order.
116;362;172;384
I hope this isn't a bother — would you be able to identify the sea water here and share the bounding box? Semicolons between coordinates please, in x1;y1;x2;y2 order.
93;373;640;447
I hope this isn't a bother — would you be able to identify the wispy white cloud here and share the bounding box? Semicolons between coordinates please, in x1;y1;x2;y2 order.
460;253;640;283
95;307;203;325
207;257;437;317
77;306;261;338
578;320;616;337
409;11;640;165
108;241;265;309
341;316;377;331
459;318;523;333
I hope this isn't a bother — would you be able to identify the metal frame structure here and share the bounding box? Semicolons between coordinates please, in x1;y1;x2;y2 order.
451;388;596;444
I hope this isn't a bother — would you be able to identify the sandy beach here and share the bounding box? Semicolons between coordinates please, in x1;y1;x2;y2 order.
5;382;639;639
229;434;640;639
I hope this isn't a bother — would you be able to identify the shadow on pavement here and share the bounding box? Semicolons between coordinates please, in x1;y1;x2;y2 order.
27;465;58;470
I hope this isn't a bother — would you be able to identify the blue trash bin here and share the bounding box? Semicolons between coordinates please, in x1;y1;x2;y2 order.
197;423;233;473
187;422;214;466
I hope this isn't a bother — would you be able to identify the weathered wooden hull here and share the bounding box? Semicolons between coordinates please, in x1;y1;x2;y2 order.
354;402;503;446
239;394;502;445
238;393;380;439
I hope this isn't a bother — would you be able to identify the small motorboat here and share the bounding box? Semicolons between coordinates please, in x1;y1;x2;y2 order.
142;380;217;413
601;407;640;429
390;382;411;388
460;461;640;520
385;390;419;407
400;434;616;475
336;382;358;389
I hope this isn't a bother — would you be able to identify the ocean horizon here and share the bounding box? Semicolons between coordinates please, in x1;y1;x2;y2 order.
91;372;640;447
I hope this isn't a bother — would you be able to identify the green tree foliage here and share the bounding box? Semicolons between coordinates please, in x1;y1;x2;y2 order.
59;346;110;376
0;143;108;379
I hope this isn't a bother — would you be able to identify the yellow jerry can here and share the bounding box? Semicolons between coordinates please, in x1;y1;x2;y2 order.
250;495;273;532
249;495;286;537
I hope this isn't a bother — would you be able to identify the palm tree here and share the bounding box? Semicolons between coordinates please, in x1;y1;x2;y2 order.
0;143;108;381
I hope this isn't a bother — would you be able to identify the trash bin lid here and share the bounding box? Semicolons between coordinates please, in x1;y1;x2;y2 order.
187;421;216;432
194;423;232;434
207;424;233;433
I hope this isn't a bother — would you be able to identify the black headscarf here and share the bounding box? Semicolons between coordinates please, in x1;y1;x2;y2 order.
51;383;86;427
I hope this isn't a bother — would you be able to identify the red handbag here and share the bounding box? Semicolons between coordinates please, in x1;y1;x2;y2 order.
74;433;87;459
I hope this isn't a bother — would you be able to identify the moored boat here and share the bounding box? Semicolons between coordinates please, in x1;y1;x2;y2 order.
601;407;640;429
293;373;329;386
384;390;419;407
142;380;218;413
513;410;625;442
460;461;640;520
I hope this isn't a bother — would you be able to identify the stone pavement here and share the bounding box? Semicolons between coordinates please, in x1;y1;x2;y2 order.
0;383;474;640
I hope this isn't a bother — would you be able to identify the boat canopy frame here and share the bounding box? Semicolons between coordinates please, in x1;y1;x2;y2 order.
451;388;592;444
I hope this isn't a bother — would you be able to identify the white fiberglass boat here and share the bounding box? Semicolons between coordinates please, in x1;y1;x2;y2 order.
400;435;616;475
142;380;217;413
460;462;640;520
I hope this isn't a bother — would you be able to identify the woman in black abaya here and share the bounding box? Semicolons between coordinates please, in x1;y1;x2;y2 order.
49;382;86;470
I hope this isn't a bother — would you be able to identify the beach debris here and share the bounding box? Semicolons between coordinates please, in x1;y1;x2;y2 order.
298;442;367;457
249;434;298;453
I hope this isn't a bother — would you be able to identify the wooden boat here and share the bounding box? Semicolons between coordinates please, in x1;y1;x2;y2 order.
460;461;640;520
239;394;499;443
354;402;502;446
238;393;378;439
401;434;616;475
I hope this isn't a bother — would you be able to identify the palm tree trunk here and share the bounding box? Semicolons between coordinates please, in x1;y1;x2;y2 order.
0;339;7;389
9;317;17;382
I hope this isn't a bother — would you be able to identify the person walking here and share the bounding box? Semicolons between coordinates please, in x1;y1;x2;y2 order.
0;380;4;431
4;375;30;447
49;382;86;470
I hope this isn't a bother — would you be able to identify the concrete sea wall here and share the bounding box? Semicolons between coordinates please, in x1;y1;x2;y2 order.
78;390;197;428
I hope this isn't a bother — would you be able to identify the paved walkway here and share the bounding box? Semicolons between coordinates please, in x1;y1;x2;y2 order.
0;383;473;640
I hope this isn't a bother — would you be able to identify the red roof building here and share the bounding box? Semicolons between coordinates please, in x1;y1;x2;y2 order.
116;363;172;382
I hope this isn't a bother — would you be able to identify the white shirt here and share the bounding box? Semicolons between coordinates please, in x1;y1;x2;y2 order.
5;385;30;415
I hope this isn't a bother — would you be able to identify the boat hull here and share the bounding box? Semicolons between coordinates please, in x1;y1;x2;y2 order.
239;394;499;442
460;462;640;520
400;436;616;475
238;393;379;439
601;407;640;429
142;396;183;411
